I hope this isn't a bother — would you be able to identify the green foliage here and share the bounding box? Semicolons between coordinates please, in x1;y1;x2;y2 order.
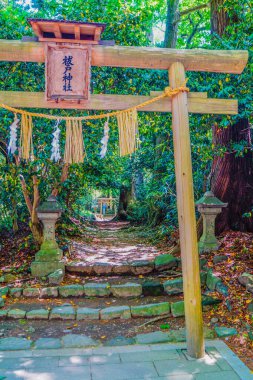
0;0;251;238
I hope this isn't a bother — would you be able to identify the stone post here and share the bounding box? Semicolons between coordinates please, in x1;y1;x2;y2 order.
196;191;227;253
31;196;65;277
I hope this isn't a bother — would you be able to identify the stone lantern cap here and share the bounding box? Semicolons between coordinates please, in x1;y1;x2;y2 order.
37;195;63;213
196;191;227;208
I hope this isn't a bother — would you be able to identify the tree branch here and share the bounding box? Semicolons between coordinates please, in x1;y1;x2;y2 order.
51;163;70;197
31;175;40;224
19;174;33;216
186;11;205;48
186;26;206;47
180;2;209;16
173;2;209;25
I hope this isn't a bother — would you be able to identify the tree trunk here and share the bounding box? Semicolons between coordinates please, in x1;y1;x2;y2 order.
210;0;239;36
210;0;252;233
15;154;43;245
211;119;253;233
210;0;229;35
10;197;19;233
164;0;180;48
30;221;43;246
132;169;144;201
51;163;69;197
118;186;132;220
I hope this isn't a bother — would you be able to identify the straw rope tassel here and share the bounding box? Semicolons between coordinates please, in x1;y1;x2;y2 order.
0;83;189;122
64;119;85;164
117;109;138;156
20;113;33;160
1;83;188;161
76;119;85;163
64;119;71;164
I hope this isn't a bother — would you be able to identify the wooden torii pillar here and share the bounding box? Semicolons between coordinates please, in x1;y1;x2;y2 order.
0;40;248;358
169;62;203;357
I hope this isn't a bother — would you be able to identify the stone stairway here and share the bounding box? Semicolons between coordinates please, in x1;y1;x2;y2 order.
0;221;230;354
0;269;223;323
0;267;228;359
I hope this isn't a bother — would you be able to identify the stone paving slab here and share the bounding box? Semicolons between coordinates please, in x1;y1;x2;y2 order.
61;334;98;348
0;340;251;380
58;353;121;367
131;302;170;317
93;345;151;355
91;361;158;380
214;326;237;337
83;283;111;297
49;306;76;320
133;377;194;380
32;348;93;357
105;336;135;346
0;309;8;318
22;288;40;297
59;285;84;297
89;353;121;365
135;331;170;344
0;338;31;351
7;309;26;319
26;308;49;320
195;372;241;380
119;349;179;362
154;358;221;376
34;337;62;349
0;356;59;369
23;366;91;380
40;286;58;298
100;305;131;320
76;306;100;320
205;347;233;370
111;283;142;298
58;355;90;367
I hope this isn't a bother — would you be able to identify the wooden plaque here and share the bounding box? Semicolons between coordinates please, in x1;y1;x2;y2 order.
46;44;91;101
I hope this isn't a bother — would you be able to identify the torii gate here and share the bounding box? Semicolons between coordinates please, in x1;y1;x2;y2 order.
0;19;248;359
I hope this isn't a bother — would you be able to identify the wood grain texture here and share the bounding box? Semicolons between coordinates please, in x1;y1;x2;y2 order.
0;40;248;73
0;91;238;114
53;24;62;39
45;44;91;100
74;25;80;40
169;62;204;359
150;91;208;98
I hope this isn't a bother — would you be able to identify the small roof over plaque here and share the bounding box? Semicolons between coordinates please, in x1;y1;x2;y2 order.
28;18;106;44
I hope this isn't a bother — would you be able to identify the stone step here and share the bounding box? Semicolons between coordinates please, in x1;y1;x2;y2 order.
65;254;208;277
0;301;171;321
1;272;210;300
0;295;220;321
66;253;181;276
0;327;218;351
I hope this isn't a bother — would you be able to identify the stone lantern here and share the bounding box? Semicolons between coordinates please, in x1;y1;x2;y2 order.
196;191;227;253
31;196;65;277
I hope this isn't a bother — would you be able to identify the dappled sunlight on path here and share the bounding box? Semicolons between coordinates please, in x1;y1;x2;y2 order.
68;221;162;265
0;342;250;380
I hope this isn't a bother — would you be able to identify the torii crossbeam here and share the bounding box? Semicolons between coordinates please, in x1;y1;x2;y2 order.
0;39;248;359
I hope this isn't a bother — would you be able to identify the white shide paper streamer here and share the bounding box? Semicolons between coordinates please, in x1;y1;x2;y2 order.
51;120;61;162
8;114;19;155
100;117;110;158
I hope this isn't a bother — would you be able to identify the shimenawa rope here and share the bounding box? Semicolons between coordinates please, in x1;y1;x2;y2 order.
2;83;189;160
0;84;189;121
